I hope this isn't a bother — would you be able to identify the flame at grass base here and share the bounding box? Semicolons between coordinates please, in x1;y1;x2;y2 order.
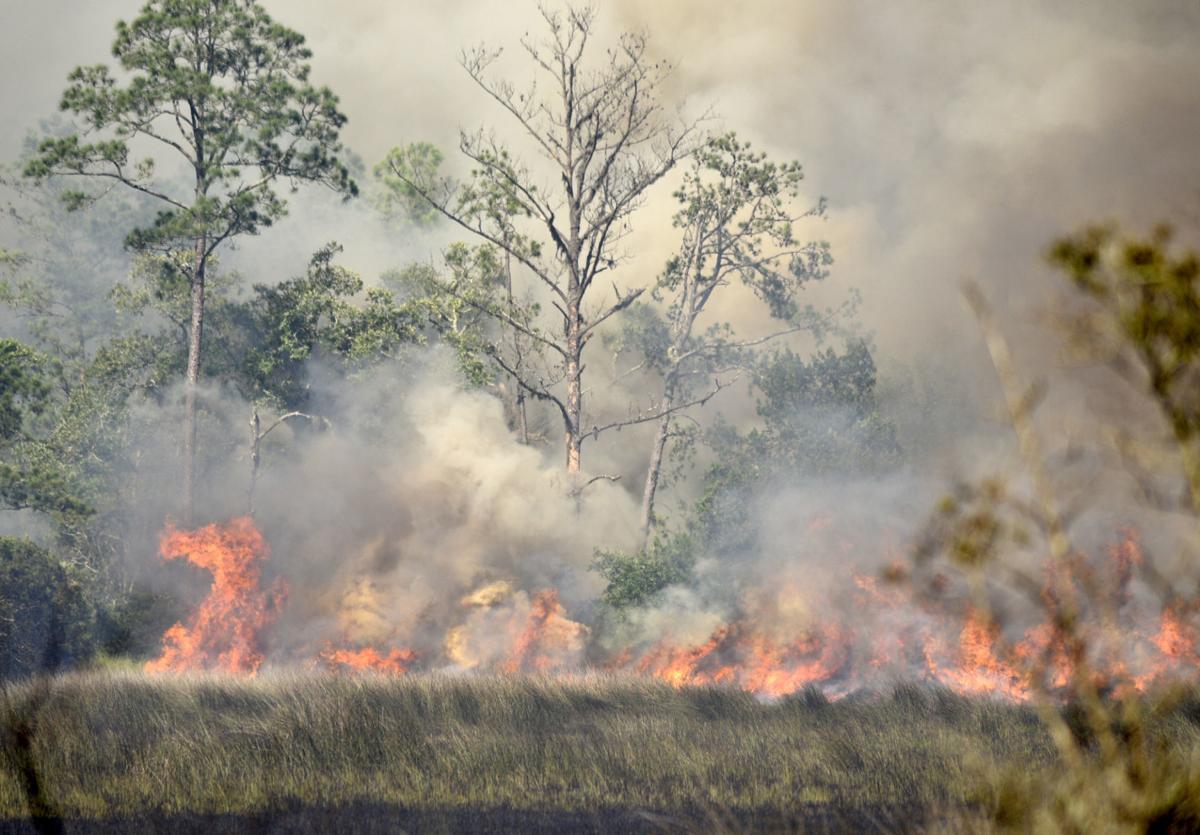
629;623;851;697
145;516;286;675
144;519;1200;701
318;645;416;674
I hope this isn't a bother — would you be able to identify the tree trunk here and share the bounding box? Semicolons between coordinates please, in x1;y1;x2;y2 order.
564;286;583;472
182;230;207;525
639;407;672;545
517;392;529;445
565;354;582;472
247;406;261;516
501;248;531;445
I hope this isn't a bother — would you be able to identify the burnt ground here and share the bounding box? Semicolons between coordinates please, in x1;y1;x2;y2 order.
0;801;936;834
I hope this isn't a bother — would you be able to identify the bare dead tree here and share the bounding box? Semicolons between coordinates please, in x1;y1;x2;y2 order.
385;4;704;473
247;407;323;515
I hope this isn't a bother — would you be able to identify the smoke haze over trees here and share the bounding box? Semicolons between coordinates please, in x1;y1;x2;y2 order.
0;0;1195;676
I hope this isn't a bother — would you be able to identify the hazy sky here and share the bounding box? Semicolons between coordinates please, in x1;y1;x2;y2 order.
4;0;1200;407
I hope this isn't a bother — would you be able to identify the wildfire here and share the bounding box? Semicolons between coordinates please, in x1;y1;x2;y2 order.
319;645;416;675
1126;604;1200;692
632;622;851;697
145;516;286;675
1013;623;1074;691
502;589;590;673
1149;605;1199;662
924;610;1031;701
144;518;1200;702
444;585;590;672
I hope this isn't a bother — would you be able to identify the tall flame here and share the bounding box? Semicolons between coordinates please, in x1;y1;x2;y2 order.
923;610;1030;701
145;516;286;675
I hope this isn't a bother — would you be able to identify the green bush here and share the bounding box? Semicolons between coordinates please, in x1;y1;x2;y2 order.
592;531;696;610
0;537;95;679
96;588;180;659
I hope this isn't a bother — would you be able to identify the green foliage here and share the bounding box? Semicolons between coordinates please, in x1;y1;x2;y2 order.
0;340;48;442
610;303;675;377
615;132;837;397
592;531;696;611
1;160;157;377
693;342;900;559
95;590;182;659
373;142;446;227
240;244;423;408
15;0;361;566
452;145;541;264
0;181;171;577
386;242;541;389
752;342;901;473
0;170;193;590
0;538;96;679
114;244;425;411
1050;225;1200;446
607;132;844;538
0;340;92;521
23;0;357;254
661;133;832;321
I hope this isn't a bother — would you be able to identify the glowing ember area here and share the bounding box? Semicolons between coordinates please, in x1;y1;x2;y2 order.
319;645;416;675
631;623;851;697
146;516;286;674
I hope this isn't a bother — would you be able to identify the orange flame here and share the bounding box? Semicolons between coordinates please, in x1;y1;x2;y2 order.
1149;604;1199;662
1109;525;1143;611
319;645;416;675
633;622;850;697
923;609;1031;701
144;518;1200;701
502;589;590;673
1013;622;1074;691
145;516;285;675
1127;604;1200;692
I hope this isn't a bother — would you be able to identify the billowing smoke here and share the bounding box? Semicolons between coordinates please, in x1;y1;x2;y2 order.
245;359;639;664
3;1;1200;697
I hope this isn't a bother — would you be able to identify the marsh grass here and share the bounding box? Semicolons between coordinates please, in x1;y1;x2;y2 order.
6;671;1200;832
0;669;1076;832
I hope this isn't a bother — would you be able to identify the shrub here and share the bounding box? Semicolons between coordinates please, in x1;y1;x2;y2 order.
0;537;95;679
592;531;696;611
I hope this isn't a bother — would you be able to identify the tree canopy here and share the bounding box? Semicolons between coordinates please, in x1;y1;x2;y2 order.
23;0;358;521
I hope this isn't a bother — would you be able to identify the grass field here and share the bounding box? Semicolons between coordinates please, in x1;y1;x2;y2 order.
2;670;1198;833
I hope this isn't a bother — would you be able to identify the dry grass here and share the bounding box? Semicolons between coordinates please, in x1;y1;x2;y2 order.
0;670;1071;832
4;671;1199;832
